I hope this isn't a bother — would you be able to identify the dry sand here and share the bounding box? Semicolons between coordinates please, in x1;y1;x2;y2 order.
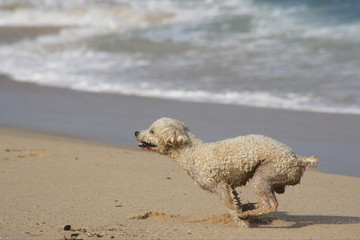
1;126;360;239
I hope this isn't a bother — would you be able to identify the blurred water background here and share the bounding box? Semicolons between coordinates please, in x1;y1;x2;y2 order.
1;0;360;114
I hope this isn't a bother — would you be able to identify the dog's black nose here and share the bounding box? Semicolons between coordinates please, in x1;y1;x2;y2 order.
135;131;139;137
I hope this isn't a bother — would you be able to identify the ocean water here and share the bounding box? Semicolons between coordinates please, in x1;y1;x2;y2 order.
1;0;360;114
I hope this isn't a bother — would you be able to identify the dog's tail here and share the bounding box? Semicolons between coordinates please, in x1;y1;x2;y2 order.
300;155;319;168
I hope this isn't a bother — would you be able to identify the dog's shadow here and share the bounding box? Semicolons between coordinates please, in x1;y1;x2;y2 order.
254;211;360;228
131;210;360;229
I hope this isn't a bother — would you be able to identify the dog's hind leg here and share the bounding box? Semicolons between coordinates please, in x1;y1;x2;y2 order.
238;169;279;219
216;183;250;228
238;189;278;219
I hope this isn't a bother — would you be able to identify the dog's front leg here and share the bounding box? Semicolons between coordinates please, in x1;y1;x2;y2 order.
216;183;250;228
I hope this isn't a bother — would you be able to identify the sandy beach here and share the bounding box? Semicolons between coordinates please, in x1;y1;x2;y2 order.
1;126;360;239
1;7;360;238
1;24;360;239
1;75;360;239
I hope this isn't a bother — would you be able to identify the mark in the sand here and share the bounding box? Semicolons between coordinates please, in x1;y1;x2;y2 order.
130;211;235;225
28;232;58;237
191;214;234;224
0;169;9;173
2;148;53;160
130;211;182;220
4;148;53;152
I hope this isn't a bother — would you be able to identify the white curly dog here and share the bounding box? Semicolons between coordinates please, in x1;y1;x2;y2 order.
135;117;318;227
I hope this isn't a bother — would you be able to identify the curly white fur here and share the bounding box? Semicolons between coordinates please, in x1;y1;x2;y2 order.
135;117;318;227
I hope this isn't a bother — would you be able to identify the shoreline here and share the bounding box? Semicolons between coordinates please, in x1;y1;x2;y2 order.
1;74;360;177
1;125;360;239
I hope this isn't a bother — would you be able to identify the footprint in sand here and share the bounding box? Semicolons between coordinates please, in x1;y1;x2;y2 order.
2;148;52;160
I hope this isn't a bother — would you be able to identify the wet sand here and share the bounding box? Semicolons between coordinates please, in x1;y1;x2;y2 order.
1;74;360;177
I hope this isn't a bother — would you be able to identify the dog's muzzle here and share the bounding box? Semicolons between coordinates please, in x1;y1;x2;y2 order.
138;141;157;148
135;131;157;149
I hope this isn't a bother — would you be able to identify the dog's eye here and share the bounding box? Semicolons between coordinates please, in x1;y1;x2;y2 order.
150;130;154;134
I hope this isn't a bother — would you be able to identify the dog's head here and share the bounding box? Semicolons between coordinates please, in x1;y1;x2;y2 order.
135;118;190;155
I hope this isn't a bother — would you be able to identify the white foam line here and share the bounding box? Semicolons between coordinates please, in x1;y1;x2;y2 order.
66;81;360;115
3;63;360;116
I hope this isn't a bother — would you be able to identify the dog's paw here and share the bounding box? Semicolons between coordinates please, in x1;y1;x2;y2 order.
234;217;251;228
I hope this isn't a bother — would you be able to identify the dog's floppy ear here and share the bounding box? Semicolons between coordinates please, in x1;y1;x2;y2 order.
162;124;189;146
